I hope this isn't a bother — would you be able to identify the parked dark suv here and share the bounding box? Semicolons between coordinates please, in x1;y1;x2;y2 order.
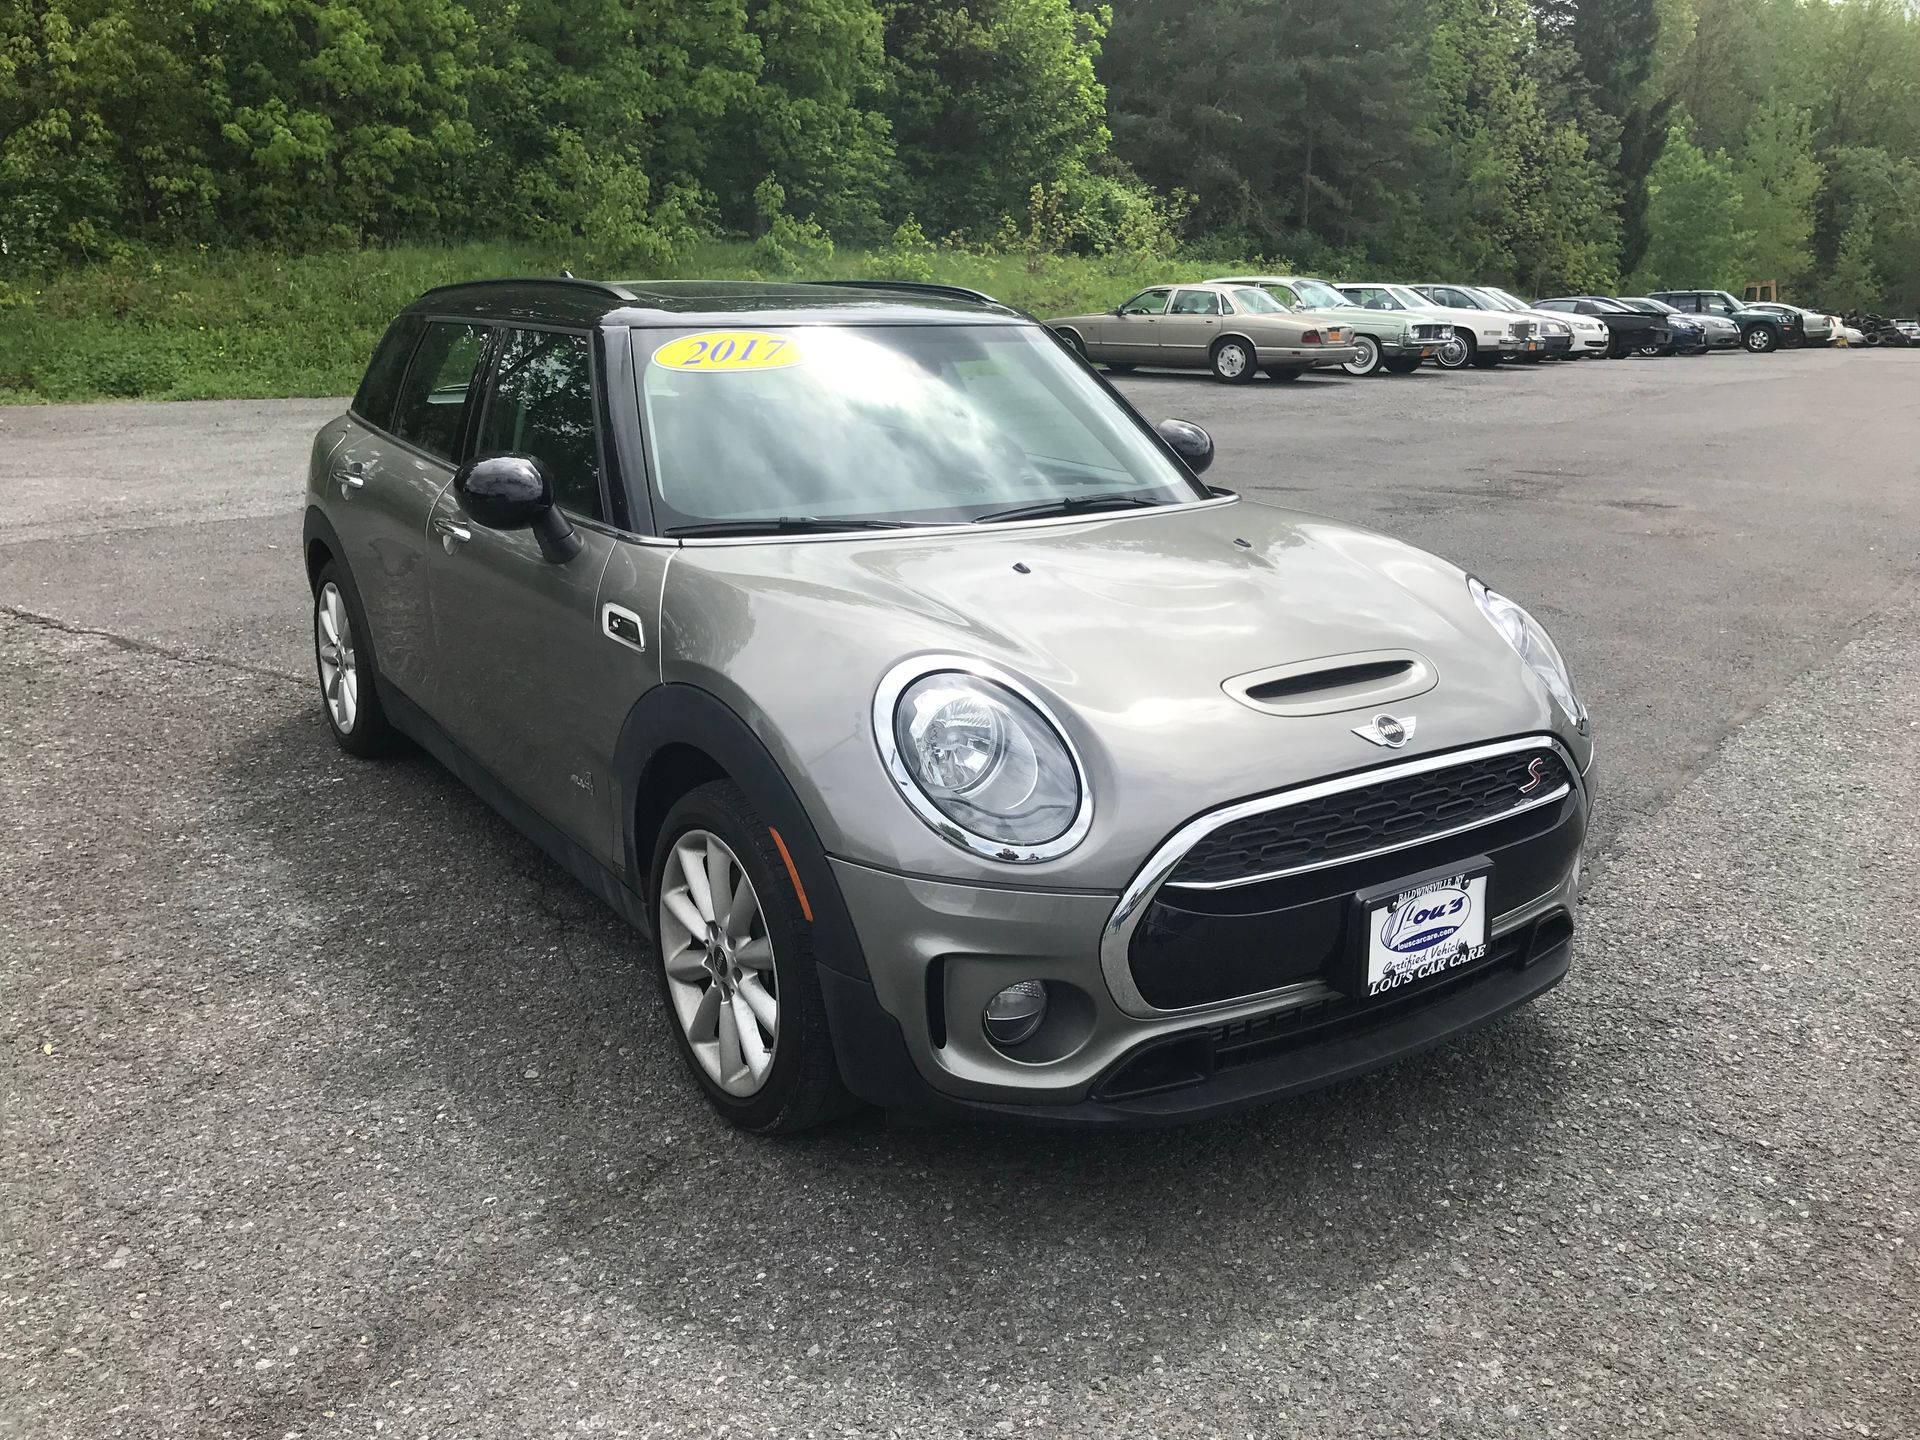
1647;290;1800;353
303;276;1592;1132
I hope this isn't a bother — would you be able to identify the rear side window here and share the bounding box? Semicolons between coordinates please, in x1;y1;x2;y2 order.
477;328;604;521
392;322;488;461
352;316;423;430
1169;290;1220;315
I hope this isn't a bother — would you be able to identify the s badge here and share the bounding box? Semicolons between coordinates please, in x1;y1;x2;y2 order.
1352;713;1416;748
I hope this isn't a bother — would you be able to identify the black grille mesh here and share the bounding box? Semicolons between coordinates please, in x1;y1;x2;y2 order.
1168;747;1571;886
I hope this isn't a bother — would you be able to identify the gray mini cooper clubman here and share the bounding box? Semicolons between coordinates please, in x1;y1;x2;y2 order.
305;277;1592;1132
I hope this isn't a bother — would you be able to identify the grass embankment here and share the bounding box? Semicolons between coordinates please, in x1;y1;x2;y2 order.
0;241;1266;404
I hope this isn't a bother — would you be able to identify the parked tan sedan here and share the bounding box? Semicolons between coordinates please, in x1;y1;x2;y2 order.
1050;282;1364;383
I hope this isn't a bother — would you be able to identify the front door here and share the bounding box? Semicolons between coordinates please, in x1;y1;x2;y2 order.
1159;288;1222;366
327;319;489;698
1103;288;1171;363
425;326;663;855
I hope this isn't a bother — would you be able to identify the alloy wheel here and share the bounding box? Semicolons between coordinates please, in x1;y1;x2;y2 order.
315;581;358;734
1213;341;1251;380
659;830;778;1097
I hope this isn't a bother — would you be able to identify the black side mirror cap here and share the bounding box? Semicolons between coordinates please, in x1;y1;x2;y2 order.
455;453;582;562
1156;417;1215;475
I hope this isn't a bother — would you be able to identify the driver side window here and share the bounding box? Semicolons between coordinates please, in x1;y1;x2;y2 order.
1119;290;1171;316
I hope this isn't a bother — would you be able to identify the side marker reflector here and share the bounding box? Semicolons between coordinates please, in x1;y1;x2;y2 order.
768;827;813;922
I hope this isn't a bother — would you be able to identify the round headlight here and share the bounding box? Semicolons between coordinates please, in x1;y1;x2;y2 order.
1469;578;1586;726
876;661;1090;861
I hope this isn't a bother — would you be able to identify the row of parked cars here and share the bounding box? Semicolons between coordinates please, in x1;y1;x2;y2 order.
1049;279;1884;383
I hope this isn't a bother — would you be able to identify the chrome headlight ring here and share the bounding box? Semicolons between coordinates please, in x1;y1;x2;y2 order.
872;654;1094;863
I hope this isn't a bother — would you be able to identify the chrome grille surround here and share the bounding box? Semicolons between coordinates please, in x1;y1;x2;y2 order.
1099;735;1583;1019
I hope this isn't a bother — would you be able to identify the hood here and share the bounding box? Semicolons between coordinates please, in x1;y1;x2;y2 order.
660;499;1579;887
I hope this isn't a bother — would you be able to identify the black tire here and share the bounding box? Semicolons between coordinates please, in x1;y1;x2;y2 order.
1470;351;1502;369
1743;324;1779;354
1433;333;1474;370
1636;343;1665;357
1381;355;1421;374
311;560;398;758
1211;336;1257;383
1264;365;1305;381
1057;328;1086;360
1341;333;1383;377
650;780;853;1134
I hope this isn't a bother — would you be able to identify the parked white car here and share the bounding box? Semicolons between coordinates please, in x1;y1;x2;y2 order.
1335;282;1542;370
1479;285;1611;357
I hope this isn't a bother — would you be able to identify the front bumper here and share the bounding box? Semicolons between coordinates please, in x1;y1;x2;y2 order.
1258;343;1363;369
818;738;1588;1125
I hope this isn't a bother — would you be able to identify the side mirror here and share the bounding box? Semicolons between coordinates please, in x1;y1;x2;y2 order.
456;454;582;563
1156;418;1214;475
1114;306;1127;317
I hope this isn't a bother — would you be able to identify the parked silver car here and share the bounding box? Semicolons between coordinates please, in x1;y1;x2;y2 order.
1049;282;1363;382
305;277;1592;1132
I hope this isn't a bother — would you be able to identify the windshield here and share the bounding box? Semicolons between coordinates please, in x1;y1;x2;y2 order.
1586;297;1633;314
635;324;1205;531
1477;288;1528;313
1229;287;1288;314
1286;278;1350;310
1628;297;1679;315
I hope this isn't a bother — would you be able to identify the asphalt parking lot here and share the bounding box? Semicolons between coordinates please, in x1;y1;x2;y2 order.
4;348;1918;1438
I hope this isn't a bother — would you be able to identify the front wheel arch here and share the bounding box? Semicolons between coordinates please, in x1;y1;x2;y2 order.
613;683;871;984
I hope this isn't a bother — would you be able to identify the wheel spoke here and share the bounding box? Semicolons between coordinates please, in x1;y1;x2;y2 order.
723;874;759;943
705;841;734;927
688;982;722;1043
663;942;709;985
663;888;707;940
737;973;778;1038
675;838;716;921
733;936;773;971
732;991;772;1080
717;989;744;1083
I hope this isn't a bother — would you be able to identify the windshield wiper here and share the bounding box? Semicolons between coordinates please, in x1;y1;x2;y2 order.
970;494;1167;526
663;516;929;538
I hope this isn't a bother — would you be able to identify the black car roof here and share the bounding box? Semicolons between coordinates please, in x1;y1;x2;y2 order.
404;276;1024;327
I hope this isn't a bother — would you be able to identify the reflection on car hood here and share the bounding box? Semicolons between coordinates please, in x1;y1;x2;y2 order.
663;499;1571;885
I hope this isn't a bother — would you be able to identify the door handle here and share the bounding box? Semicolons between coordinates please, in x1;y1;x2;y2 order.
434;517;472;551
331;462;366;490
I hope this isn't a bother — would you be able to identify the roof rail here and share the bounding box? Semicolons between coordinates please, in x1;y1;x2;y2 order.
803;278;1004;306
417;275;637;302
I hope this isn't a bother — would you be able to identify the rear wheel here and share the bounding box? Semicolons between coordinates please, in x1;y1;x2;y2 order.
651;780;851;1133
1211;337;1256;383
312;562;397;758
1743;324;1779;354
1341;334;1383;377
1470;350;1502;369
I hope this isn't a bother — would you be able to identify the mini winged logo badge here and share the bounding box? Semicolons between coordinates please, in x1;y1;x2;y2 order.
1352;713;1416;748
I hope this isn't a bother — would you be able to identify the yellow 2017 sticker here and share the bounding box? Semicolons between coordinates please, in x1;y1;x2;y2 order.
652;331;800;373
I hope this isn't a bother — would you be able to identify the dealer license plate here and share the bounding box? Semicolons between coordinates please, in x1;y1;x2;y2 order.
1362;871;1489;998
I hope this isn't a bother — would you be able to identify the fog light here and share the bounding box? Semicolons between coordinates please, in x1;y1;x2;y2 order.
983;981;1048;1047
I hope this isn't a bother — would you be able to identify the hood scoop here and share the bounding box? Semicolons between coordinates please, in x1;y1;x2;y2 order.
1224;648;1437;718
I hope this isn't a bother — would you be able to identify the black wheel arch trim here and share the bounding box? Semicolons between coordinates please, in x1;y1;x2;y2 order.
612;683;873;983
301;505;387;685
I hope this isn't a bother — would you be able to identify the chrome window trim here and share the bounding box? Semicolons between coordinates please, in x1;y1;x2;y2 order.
871;654;1096;864
1099;735;1583;1019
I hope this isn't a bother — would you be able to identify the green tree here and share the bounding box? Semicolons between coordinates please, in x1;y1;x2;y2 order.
1735;98;1822;289
1632;119;1750;290
883;0;1110;236
1824;217;1878;311
1101;0;1424;252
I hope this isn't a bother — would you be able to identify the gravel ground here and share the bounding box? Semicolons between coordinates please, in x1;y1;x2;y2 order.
2;351;1918;1438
